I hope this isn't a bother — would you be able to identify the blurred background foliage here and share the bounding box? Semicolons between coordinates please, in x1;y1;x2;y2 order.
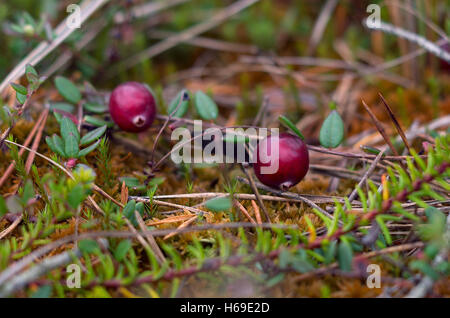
0;0;448;133
1;0;447;89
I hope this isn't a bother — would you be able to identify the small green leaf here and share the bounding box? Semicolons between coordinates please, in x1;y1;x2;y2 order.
25;64;38;78
148;177;165;187
78;139;101;157
119;177;146;191
26;64;40;89
291;256;315;273
278;115;305;140
6;196;22;214
205;196;232;212
78;239;100;254
123;200;137;226
68;184;85;209
16;92;27;105
54;76;81;104
114;240;132;261
361;145;383;156
84;102;108;114
0;106;12;125
50;102;75;113
376;216;392;245
46;136;65;157
424;243;440;259
266;273;285;287
419;207;447;241
319;110;344;148
194;91;218;120
21;180;34;205
120;177;141;188
84;115;114;128
10;24;24;34
324;241;337;265
60;116;80;143
64;134;79;158
338;240;353;272
410;260;440;280
80;125;107;146
52;135;66;157
135;202;145;215
53;111;63;123
11;83;27;95
168;90;190;118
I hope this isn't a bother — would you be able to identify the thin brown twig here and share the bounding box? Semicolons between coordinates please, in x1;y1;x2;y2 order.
0;214;23;240
135;211;166;264
378;93;412;154
150;90;187;166
237;176;336;221
163;214;198;240
307;144;421;161
361;99;400;157
24;108;49;173
0;0;109;94
0;111;47;188
348;149;386;203
234;200;256;224
240;165;271;223
131;192;346;204
307;0;339;55
251;200;262;225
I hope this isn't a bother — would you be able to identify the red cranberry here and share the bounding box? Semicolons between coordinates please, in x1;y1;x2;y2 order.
253;132;309;190
109;82;156;133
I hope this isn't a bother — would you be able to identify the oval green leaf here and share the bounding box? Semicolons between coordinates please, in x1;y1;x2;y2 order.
52;135;66;157
60;116;80;144
168;90;190;118
84;115;114;128
50;102;75;113
55;76;81;104
16;92;27;105
78;139;101;157
11;83;27;95
205;196;231;212
80;125;107;146
78;239;99;254
319;110;344;148
114;240;132;261
194;91;218;120
338;240;353;272
84;102;108;114
64;134;79;158
46;135;66;157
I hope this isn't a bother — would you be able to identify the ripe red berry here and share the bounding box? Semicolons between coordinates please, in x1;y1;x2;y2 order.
109;82;156;133
253;132;309;190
